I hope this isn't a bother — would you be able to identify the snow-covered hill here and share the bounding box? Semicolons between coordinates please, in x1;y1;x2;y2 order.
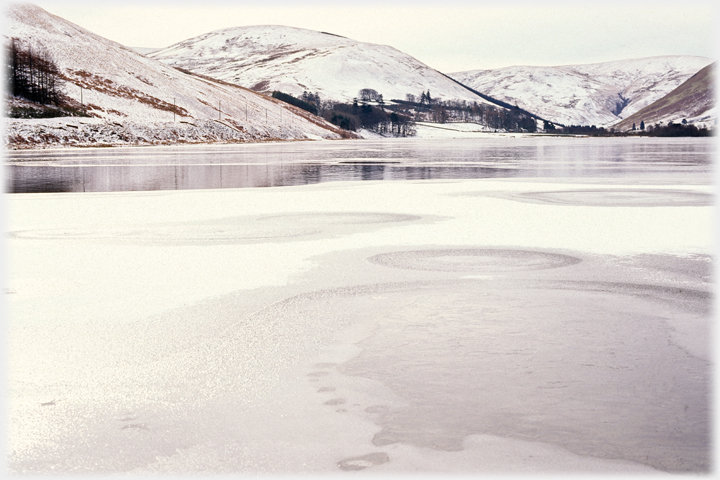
450;56;714;127
4;4;352;148
613;63;715;131
149;25;496;106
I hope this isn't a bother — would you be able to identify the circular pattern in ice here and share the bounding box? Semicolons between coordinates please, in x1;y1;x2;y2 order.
513;188;712;207
368;248;581;273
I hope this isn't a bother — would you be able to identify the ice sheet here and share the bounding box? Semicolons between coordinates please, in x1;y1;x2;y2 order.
6;176;713;474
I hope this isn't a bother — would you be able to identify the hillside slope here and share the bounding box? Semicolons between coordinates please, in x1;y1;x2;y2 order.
4;4;351;149
149;25;497;106
450;56;713;127
613;63;715;131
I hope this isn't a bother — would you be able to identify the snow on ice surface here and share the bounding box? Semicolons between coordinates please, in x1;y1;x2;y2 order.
6;139;713;474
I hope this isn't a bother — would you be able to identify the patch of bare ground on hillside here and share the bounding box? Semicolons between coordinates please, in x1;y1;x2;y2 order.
172;67;357;138
64;69;190;116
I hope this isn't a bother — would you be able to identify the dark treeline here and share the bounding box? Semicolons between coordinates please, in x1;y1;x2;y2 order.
277;87;542;135
327;100;415;136
6;38;63;106
642;122;712;137
395;91;539;132
271;91;318;115
558;125;615;136
273;90;415;136
557;123;712;137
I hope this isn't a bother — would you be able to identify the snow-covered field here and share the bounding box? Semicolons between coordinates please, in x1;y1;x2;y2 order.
5;139;713;474
413;121;521;138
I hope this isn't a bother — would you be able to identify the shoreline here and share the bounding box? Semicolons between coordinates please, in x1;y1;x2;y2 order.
7;119;709;152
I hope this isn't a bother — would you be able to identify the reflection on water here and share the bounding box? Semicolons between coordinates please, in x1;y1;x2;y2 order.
6;163;516;193
6;137;714;193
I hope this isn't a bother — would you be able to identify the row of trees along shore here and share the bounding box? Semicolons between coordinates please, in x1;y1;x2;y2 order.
272;88;541;136
557;122;712;137
274;88;713;137
273;89;415;136
398;90;539;132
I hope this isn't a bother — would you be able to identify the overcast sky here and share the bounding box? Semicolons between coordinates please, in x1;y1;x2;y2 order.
28;0;719;72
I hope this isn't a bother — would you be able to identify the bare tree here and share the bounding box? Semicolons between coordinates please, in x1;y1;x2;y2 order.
358;88;381;102
6;38;62;105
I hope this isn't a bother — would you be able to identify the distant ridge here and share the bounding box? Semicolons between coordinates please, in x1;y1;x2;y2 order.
149;25;498;107
613;63;715;131
450;56;714;127
320;31;346;38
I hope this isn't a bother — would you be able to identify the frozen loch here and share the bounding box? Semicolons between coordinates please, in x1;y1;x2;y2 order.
5;137;714;474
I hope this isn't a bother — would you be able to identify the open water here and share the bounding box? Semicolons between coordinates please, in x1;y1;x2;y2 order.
5;136;714;192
